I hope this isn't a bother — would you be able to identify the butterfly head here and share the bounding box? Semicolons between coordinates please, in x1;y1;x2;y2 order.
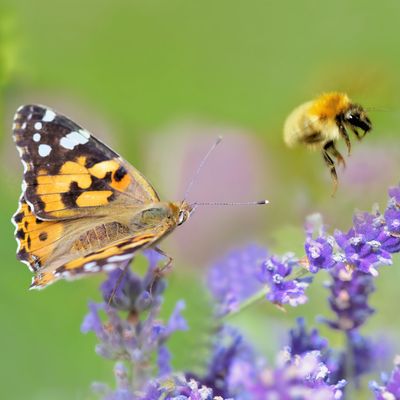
177;201;193;226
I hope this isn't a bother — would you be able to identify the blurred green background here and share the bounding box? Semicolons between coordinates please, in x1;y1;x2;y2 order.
1;1;400;398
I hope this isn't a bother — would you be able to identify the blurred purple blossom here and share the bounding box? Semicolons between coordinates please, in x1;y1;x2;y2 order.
288;318;328;356
371;356;400;399
207;244;267;315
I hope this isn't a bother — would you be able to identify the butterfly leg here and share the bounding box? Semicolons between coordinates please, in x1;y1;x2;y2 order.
153;247;174;274
108;263;130;306
147;247;174;296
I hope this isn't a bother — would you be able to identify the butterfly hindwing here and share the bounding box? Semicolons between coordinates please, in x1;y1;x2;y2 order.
13;196;65;272
30;231;160;289
13;105;159;220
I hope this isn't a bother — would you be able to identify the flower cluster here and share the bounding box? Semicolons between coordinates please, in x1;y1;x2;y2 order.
188;325;345;399
82;250;188;396
80;183;400;400
208;245;311;314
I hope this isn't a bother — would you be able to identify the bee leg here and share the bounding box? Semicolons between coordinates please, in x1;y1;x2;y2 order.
322;149;338;195
324;141;346;169
351;127;365;140
337;122;351;156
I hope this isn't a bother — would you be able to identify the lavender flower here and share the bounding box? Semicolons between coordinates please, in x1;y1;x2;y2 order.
305;236;336;273
323;265;375;332
186;326;247;398
82;250;188;396
81;182;400;400
371;356;400;400
304;214;336;273
258;254;311;306
208;245;312;312
228;347;345;399
187;324;345;400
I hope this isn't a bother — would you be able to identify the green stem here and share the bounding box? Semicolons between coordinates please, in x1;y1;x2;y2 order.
221;285;271;321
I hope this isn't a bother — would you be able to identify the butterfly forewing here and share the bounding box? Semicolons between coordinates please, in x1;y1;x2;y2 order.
13;104;159;220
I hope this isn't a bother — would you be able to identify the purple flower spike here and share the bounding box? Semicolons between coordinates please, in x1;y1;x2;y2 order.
259;254;310;306
324;266;375;331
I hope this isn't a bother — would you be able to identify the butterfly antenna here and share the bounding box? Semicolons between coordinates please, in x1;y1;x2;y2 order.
194;200;269;207
183;136;223;202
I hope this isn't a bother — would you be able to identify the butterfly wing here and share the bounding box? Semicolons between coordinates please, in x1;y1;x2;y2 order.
13;104;159;220
30;230;163;289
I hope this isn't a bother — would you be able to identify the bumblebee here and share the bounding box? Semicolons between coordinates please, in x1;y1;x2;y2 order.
283;92;372;193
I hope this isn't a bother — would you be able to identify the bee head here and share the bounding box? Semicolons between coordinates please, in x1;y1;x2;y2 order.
343;104;372;133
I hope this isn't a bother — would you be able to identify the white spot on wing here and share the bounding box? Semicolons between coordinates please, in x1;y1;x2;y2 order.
33;133;41;142
34;122;43;130
21;122;27;130
103;263;118;272
108;254;133;262
60;131;89;150
42;109;56;122
79;129;90;139
84;262;100;272
38;144;52;157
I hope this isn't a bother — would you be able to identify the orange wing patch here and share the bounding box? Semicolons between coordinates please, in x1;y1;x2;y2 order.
13;197;64;271
26;156;132;219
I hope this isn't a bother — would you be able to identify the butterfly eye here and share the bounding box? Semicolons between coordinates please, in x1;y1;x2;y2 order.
178;211;188;226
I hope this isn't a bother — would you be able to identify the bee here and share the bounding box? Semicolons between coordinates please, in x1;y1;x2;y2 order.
283;92;372;193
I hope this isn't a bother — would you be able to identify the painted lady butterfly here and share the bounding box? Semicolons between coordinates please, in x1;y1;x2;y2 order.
12;105;192;289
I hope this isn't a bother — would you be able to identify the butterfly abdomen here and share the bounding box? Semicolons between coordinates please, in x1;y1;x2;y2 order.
71;222;130;253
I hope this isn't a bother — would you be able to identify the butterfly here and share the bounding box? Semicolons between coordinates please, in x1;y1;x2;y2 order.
12;105;193;289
